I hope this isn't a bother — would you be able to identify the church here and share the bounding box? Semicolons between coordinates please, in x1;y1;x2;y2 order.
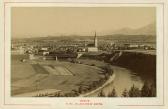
86;32;98;52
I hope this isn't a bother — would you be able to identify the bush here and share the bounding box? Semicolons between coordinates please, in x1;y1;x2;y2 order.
122;89;129;97
98;90;106;97
108;88;117;97
128;84;141;97
141;81;156;97
91;64;95;66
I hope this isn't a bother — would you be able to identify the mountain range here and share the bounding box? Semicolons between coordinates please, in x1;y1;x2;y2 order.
112;23;156;36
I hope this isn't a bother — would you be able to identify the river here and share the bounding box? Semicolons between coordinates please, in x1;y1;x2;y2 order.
87;65;144;97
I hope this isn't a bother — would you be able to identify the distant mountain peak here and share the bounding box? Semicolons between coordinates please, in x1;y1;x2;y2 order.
112;22;156;35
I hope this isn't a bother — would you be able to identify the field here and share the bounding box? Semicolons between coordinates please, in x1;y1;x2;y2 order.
11;54;105;96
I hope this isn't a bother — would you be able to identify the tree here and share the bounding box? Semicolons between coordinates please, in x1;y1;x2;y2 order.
105;65;113;75
108;88;117;97
141;81;151;97
104;73;109;80
129;84;141;97
149;84;156;97
78;86;83;94
122;88;129;97
71;89;79;96
98;90;106;97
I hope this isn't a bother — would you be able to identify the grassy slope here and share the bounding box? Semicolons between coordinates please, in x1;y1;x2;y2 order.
11;55;105;96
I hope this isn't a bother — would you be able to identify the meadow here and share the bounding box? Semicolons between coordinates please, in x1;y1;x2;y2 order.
11;54;105;96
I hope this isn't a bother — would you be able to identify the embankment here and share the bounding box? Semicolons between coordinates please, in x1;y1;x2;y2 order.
79;73;116;97
111;52;156;81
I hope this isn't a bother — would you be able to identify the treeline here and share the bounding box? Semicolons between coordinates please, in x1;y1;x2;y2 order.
98;81;156;97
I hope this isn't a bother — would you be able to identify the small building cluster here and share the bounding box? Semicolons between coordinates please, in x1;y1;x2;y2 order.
11;32;99;59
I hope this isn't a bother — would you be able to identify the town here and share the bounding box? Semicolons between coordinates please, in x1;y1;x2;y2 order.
11;33;155;59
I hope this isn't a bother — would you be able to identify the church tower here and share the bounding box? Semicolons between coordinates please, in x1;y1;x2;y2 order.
94;32;98;47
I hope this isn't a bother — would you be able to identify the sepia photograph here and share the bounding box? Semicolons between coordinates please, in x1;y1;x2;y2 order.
11;7;157;97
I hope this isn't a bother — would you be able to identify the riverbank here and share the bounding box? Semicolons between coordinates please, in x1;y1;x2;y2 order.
81;51;156;83
111;52;156;83
79;73;116;97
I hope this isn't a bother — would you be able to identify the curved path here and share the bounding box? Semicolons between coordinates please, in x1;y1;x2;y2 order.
79;73;116;97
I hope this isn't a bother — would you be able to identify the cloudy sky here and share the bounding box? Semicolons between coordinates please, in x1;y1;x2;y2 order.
11;7;156;38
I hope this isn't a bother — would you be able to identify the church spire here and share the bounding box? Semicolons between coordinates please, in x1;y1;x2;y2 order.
94;31;97;47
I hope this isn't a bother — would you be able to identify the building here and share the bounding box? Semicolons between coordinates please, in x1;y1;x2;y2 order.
41;47;48;51
11;46;25;55
38;50;49;56
29;54;36;60
86;32;98;52
47;51;78;59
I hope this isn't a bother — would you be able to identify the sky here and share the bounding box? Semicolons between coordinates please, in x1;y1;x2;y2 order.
11;7;156;38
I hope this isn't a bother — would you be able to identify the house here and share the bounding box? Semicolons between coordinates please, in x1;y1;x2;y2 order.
38;50;49;56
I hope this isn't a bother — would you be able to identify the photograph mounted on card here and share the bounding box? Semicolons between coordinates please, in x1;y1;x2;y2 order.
0;1;167;109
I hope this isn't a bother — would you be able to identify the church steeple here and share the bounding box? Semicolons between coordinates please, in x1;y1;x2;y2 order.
94;32;97;47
